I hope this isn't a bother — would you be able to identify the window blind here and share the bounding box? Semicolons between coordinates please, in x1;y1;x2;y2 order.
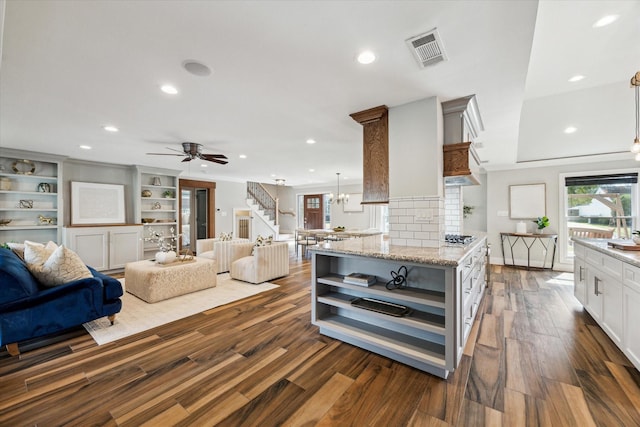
565;173;638;186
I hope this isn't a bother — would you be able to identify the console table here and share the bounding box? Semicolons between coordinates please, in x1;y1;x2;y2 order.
500;232;558;270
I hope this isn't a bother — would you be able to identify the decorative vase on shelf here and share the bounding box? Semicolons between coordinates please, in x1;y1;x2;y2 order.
516;221;527;234
155;250;177;264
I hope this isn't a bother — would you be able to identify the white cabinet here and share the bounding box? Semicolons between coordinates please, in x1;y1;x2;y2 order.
585;268;604;323
584;247;623;342
311;238;486;379
623;284;640;368
573;251;587;305
63;225;143;271
0;150;64;245
134;166;181;260
574;241;640;371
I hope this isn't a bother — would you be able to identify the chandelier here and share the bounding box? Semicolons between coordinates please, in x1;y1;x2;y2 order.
329;172;349;205
631;71;640;159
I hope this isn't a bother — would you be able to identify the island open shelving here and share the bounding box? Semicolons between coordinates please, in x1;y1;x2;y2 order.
310;236;487;379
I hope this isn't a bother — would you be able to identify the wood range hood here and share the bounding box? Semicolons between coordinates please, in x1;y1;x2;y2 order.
442;95;484;186
350;105;389;204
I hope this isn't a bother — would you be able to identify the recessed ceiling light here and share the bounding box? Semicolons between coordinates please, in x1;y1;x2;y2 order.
593;15;619;28
182;60;212;77
357;50;376;65
306;139;316;144
103;125;118;132
564;126;578;134
79;145;92;150
201;164;208;168
308;168;315;172
568;75;585;82
239;154;247;159
160;84;178;95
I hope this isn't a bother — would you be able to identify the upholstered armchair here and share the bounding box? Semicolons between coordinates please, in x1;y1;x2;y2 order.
196;238;249;273
230;242;289;284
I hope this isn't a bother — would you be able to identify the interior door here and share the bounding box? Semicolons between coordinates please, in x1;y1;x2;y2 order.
304;194;323;229
179;178;216;253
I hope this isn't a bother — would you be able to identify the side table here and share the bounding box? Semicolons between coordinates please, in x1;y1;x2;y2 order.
500;232;558;270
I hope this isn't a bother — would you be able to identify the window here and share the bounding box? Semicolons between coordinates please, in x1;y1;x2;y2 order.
561;171;638;263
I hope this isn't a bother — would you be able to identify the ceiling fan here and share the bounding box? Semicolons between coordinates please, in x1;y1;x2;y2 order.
147;142;228;165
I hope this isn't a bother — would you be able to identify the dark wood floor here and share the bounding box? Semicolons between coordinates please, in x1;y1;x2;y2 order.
2;256;640;426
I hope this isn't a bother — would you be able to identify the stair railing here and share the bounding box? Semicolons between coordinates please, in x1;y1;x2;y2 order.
247;181;278;225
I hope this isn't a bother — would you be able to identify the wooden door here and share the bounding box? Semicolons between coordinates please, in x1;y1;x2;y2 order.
304;194;324;229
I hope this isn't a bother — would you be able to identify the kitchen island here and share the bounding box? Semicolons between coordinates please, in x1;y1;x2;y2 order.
572;238;640;371
309;234;487;379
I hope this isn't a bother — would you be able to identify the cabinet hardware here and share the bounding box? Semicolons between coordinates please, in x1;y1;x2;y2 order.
579;265;583;282
594;276;600;296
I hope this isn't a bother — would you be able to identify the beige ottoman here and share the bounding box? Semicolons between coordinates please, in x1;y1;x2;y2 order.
124;257;217;303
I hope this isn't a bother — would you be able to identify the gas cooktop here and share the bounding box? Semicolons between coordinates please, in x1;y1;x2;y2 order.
444;234;476;245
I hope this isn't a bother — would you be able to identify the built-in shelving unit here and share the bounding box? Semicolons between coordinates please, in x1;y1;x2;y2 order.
311;240;487;379
0;150;65;244
134;166;182;260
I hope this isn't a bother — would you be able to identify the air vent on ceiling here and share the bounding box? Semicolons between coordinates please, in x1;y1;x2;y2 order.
406;28;447;68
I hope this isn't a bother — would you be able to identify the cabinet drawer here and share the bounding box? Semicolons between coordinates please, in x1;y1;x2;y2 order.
623;263;640;293
585;248;622;280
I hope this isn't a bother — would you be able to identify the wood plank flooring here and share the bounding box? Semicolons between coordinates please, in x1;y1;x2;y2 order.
2;256;640;426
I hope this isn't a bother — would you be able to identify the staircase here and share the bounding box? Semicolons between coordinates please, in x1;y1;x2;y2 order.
246;182;279;239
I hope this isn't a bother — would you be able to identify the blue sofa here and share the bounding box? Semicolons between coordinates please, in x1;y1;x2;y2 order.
0;247;123;355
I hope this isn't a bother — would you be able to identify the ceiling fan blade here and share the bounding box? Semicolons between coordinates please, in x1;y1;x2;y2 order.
206;158;228;165
166;147;186;154
181;157;193;162
146;153;185;156
200;153;228;161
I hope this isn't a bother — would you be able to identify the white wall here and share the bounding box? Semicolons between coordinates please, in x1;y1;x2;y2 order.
463;172;487;233
389;96;443;198
63;159;136;225
214;180;247;235
486;158;639;270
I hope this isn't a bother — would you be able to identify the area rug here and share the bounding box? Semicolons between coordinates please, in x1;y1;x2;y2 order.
83;273;279;345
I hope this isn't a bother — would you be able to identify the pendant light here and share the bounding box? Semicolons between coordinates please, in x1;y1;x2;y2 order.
631;71;640;158
329;172;349;205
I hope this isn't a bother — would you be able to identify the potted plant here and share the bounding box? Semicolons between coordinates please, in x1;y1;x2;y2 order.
162;190;174;198
533;216;550;233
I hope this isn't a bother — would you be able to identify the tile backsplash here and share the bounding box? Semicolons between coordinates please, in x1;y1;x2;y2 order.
444;185;462;235
388;196;444;248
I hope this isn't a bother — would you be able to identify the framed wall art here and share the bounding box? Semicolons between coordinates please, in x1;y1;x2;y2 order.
71;181;125;225
509;183;546;219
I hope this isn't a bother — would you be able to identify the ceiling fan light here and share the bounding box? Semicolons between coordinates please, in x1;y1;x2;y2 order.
631;139;640;154
634;151;640;161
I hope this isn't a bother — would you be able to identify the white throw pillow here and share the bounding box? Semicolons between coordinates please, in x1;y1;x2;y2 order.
25;243;92;287
24;240;58;266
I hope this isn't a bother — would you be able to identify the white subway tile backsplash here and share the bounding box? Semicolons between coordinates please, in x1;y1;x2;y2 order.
398;216;413;224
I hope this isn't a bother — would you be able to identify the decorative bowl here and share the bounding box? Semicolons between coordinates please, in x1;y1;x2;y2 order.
0;219;11;226
333;227;345;232
141;218;156;224
141;189;152;198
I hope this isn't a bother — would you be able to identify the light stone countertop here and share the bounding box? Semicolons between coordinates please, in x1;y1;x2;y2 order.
573;237;640;268
309;233;487;267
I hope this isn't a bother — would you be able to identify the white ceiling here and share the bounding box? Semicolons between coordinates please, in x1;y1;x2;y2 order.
1;1;639;186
